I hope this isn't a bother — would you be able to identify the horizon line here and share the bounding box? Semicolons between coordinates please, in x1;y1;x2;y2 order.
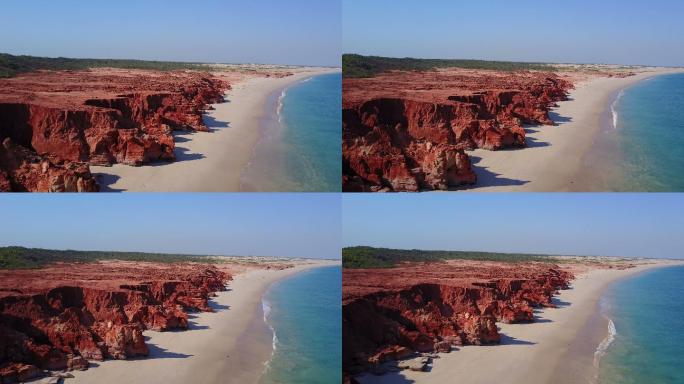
342;245;684;261
0;245;341;261
342;53;684;69
0;51;341;69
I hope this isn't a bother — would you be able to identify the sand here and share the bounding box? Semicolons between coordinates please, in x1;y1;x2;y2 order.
92;67;339;192
355;259;684;384
67;259;339;384
464;68;684;192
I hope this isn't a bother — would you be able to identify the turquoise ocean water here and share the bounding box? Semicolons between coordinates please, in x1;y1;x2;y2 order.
613;73;684;191
240;73;341;192
598;265;684;383
259;266;341;384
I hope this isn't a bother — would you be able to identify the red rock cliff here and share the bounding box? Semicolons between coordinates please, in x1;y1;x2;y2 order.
342;261;573;374
0;68;229;192
0;263;230;382
343;69;573;191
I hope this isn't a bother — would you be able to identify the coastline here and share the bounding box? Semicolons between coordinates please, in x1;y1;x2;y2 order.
240;71;341;192
92;67;339;192
238;75;303;191
260;264;342;383
66;259;339;384
355;259;684;384
463;67;684;192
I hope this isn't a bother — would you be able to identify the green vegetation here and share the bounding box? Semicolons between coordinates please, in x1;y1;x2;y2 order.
0;53;209;78
0;246;212;269
342;54;557;78
342;246;554;268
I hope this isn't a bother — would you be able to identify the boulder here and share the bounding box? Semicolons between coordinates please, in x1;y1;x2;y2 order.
67;355;89;371
434;341;451;353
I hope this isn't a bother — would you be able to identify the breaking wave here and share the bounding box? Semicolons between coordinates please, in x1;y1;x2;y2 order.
276;90;287;124
594;318;617;369
262;299;278;372
611;90;625;129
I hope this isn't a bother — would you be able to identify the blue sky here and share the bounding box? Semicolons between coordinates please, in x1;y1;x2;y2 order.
0;194;341;259
0;0;340;66
343;0;684;67
343;194;684;259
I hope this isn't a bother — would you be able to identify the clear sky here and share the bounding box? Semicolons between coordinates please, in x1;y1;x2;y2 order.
0;0;340;67
343;0;684;67
343;194;684;259
0;194;341;259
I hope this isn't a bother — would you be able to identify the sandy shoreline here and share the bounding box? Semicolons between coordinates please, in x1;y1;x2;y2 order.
355;259;684;384
93;67;339;192
67;259;339;384
463;68;684;192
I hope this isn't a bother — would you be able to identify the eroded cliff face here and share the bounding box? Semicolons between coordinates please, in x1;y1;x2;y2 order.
342;69;573;191
0;69;229;191
342;261;573;374
0;263;230;382
0;137;98;192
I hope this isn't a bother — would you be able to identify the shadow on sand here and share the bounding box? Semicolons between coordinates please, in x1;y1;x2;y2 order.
549;111;573;124
145;342;193;359
498;334;537;346
523;127;551;148
94;173;126;192
551;297;571;308
457;155;529;190
203;115;231;131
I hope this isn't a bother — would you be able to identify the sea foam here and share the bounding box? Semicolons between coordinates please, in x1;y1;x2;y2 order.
594;318;617;368
276;90;287;124
611;90;625;129
261;298;278;373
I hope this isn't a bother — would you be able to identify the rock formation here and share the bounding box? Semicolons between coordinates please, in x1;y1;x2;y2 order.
0;137;98;192
343;69;574;191
342;261;573;375
0;68;229;191
0;263;230;382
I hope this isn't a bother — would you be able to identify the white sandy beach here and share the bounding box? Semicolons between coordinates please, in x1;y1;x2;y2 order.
464;68;684;192
66;259;339;384
356;259;684;384
92;67;339;192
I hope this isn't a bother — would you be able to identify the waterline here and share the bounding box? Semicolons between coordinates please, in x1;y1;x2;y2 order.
239;72;341;192
259;266;341;384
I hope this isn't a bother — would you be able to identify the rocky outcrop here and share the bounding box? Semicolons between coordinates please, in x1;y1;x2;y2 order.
0;138;98;192
0;265;230;380
343;69;573;191
0;69;229;191
342;262;573;374
0;362;43;383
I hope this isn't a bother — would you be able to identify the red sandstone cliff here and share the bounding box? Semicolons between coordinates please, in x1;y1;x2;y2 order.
0;263;230;382
0;68;229;192
0;137;98;192
342;261;573;374
343;69;573;191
